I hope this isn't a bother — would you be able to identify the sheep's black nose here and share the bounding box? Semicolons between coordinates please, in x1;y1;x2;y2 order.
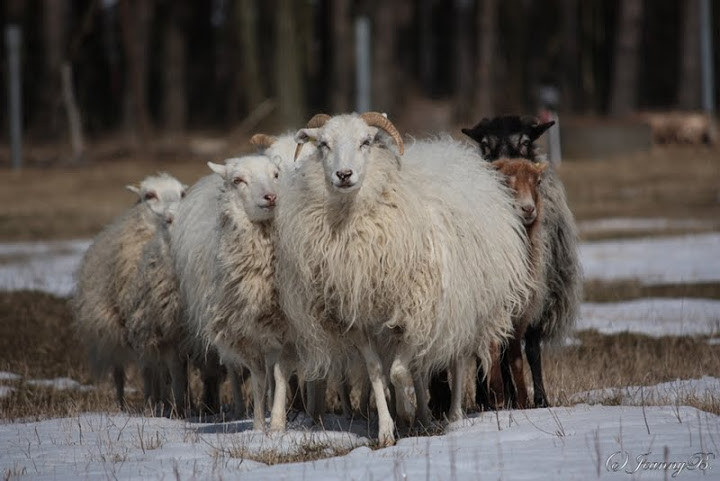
336;169;353;182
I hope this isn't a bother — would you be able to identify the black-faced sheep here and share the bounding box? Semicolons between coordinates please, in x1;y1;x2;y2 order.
276;112;533;445
462;115;582;409
72;173;186;409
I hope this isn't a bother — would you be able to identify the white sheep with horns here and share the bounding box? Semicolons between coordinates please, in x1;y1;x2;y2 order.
275;112;534;446
170;154;295;431
72;173;187;410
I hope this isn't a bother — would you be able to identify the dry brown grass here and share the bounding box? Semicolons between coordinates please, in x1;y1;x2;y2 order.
0;141;718;241
546;331;720;415
1;290;718;422
557;145;720;232
584;280;720;302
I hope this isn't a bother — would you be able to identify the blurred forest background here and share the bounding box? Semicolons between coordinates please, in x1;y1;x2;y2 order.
0;0;718;163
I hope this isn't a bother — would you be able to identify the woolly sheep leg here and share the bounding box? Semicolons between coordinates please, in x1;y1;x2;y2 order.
413;371;431;427
306;378;327;424
487;341;505;409
525;325;549;408
113;365;126;410
269;357;290;431
448;357;468;422
507;328;530;409
229;366;249;418
340;379;353;418
358;341;395;446
166;351;189;417
390;348;417;428
248;364;267;430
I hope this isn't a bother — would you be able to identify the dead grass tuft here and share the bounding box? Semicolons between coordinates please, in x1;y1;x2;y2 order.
546;330;720;414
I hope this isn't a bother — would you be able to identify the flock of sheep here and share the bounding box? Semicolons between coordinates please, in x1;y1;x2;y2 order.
72;112;582;447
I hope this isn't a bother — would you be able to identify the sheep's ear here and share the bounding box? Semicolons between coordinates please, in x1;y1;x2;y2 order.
126;185;141;196
535;161;549;174
490;159;506;170
207;162;227;178
529;121;555;140
294;128;319;144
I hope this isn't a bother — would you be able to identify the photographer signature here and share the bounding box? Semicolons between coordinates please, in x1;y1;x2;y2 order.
606;451;714;477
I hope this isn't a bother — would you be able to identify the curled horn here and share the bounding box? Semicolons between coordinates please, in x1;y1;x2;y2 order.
294;113;332;161
360;112;404;155
250;133;277;150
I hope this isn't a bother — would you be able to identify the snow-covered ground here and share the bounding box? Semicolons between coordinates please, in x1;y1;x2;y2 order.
579;298;720;337
570;376;720;406
578;217;717;236
1;230;719;479
0;402;716;480
580;232;720;285
2;232;719;297
0;239;90;297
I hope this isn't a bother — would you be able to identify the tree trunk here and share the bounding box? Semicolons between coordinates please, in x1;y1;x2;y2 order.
162;2;187;133
331;0;352;113
371;0;397;114
678;0;701;110
237;0;264;111
560;0;579;113
475;0;497;117
120;0;155;149
41;0;66;138
609;0;643;117
454;0;474;122
275;0;305;128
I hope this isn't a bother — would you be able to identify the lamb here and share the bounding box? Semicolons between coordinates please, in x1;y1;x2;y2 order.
72;173;186;410
275;112;533;445
462;115;583;408
488;158;549;408
170;154;294;431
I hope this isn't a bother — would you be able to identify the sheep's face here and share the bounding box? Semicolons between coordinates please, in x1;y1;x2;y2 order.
126;174;187;225
208;155;280;222
462;116;554;161
295;116;381;193
492;159;548;226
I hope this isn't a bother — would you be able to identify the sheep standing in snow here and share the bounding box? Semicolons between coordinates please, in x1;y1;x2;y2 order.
277;112;533;445
462;115;582;408
171;155;294;431
489;158;549;408
72;173;186;409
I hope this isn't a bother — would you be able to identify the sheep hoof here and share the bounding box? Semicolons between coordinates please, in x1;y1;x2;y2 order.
377;432;396;448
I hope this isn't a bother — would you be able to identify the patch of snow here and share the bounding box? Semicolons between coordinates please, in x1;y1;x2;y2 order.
578;217;715;236
0;406;716;480
707;338;720;346
0;371;21;381
0;386;14;398
569;376;720;406
1;233;718;297
0;239;90;297
580;233;720;284
577;298;720;337
26;377;95;392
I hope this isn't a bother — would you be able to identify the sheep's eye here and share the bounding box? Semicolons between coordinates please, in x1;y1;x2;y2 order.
520;137;531;147
318;141;329;150
233;177;245;185
180;191;186;199
536;177;542;185
273;171;279;179
144;192;157;200
360;138;371;148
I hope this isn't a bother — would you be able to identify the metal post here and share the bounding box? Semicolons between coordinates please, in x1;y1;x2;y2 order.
355;16;371;113
6;25;23;170
699;0;715;114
